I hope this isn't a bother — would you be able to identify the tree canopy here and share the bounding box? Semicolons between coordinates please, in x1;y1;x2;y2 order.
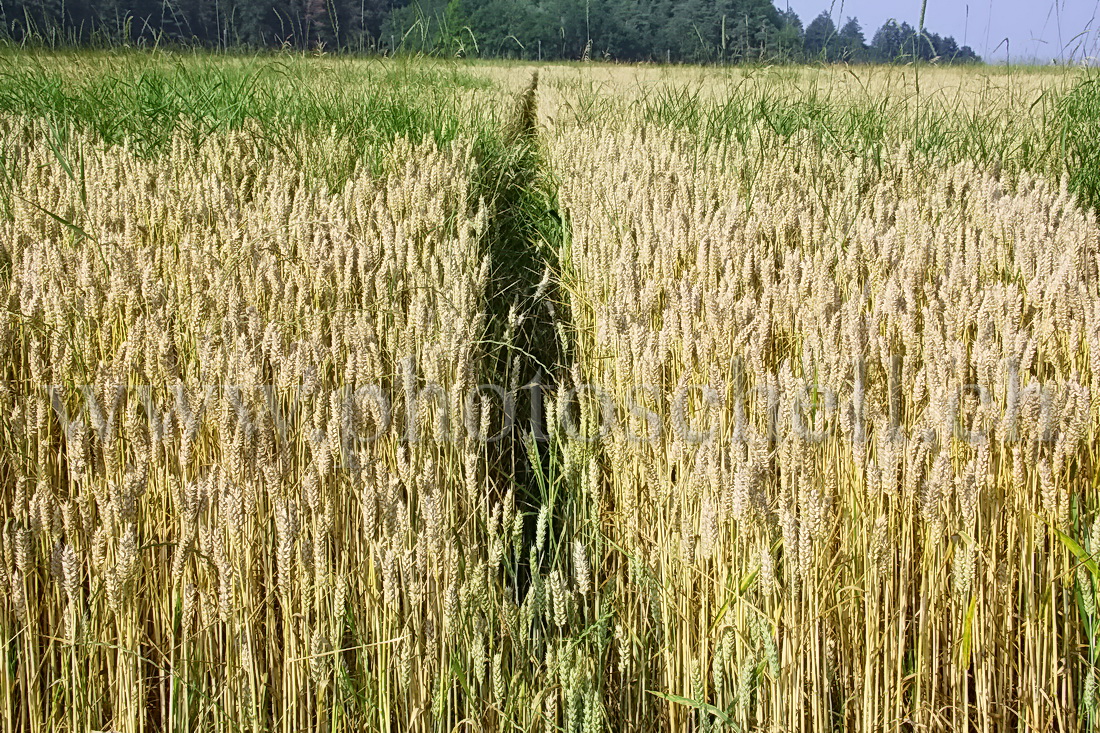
0;0;981;64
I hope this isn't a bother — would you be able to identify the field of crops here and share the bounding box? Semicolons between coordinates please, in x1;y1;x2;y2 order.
1;50;1099;732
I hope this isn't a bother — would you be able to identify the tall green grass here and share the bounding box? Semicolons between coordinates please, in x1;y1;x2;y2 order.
1058;76;1100;214
0;50;501;188
625;65;1100;214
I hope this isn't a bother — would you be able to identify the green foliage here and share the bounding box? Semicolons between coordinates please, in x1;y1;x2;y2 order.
803;12;835;61
0;0;984;65
1057;76;1100;214
629;66;1100;216
0;50;503;189
868;18;979;64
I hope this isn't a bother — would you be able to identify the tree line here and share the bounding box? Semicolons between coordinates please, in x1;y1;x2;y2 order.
1;0;981;63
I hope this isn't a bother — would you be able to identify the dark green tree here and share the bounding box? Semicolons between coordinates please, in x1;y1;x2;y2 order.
837;16;864;61
870;18;906;61
0;0;983;63
773;6;803;59
802;10;835;60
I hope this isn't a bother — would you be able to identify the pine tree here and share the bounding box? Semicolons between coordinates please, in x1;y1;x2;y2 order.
803;10;835;60
837;16;864;61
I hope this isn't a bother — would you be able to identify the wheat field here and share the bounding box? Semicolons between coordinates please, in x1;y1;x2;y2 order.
0;50;1099;732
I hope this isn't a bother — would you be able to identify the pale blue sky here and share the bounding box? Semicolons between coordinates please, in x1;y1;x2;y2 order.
779;0;1100;63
